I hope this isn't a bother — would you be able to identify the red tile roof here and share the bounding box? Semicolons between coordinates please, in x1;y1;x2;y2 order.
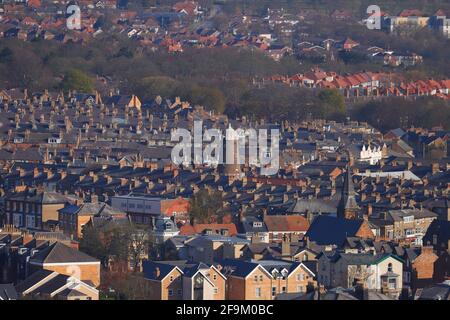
264;215;309;232
180;223;238;236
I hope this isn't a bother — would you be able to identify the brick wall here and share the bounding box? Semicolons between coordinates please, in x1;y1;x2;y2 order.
412;247;439;288
209;267;226;300
161;269;183;300
356;221;375;238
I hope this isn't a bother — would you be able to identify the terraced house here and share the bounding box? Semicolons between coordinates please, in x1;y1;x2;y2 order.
317;252;404;299
5;189;68;230
221;259;316;300
143;260;226;300
369;209;438;245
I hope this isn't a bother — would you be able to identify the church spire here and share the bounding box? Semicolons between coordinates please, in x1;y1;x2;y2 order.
337;165;360;219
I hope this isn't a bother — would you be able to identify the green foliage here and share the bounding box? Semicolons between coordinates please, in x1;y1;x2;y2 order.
351;97;450;132
318;88;346;119
80;223;148;270
227;85;345;122
60;69;94;93
132;76;177;101
189;189;223;224
80;226;109;265
338;50;368;65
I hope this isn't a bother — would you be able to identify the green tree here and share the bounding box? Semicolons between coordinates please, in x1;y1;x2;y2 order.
133;76;178;101
189;189;223;224
318;88;346;119
80;226;108;266
60;69;94;93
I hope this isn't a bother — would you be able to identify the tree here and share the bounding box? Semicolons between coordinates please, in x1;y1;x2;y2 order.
60;69;94;93
9;46;49;90
132;76;178;101
318;88;346;119
352;97;450;132
80;226;109;266
189;189;223;224
125;225;149;272
80;222;148;271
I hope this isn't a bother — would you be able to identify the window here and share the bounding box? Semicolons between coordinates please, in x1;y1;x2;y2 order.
177;289;182;295
169;276;174;282
213;274;217;281
26;215;35;228
255;287;262;298
272;287;276;296
254;275;258;282
282;286;286;293
387;263;393;272
403;216;414;223
13;214;22;227
297;285;305;293
259;275;263;282
388;278;396;289
297;274;305;281
213;288;218;294
168;289;173;296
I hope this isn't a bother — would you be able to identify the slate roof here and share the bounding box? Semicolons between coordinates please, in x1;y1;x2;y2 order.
386;209;438;222
15;269;55;293
288;199;338;214
8;190;68;204
0;283;18;300
143;260;219;280
142;260;180;281
239;215;268;233
218;259;267;278
423;220;450;245
330;252;388;265
418;282;450;300
306;215;367;246
29;242;99;264
59;202;124;216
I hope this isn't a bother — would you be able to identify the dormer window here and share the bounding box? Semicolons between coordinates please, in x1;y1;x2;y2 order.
253;222;263;228
403;216;414;223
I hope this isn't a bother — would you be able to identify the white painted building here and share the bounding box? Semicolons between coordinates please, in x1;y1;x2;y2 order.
358;144;383;165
